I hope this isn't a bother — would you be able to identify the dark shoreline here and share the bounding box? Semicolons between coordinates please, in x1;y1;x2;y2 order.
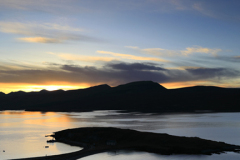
3;108;240;114
12;127;240;160
1;81;240;113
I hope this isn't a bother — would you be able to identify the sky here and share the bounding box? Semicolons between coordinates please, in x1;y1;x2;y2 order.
0;0;240;93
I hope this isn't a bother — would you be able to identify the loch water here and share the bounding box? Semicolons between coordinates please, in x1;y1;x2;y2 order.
0;110;240;159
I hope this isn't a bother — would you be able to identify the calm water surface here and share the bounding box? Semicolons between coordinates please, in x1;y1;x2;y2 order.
0;110;240;159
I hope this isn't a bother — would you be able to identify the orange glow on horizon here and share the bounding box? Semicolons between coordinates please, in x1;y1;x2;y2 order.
161;81;240;89
1;80;239;94
161;81;212;89
0;83;91;94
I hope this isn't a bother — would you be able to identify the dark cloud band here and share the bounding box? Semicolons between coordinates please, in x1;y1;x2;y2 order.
0;62;239;86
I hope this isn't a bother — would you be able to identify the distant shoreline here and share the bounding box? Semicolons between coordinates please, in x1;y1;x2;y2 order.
1;81;240;113
3;109;240;114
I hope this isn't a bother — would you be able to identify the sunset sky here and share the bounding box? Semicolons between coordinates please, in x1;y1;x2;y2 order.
0;0;240;93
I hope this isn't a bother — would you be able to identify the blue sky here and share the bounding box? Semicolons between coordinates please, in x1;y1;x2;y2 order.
0;0;240;93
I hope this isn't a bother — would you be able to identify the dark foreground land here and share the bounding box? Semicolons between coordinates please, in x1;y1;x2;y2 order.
13;127;240;160
1;81;240;113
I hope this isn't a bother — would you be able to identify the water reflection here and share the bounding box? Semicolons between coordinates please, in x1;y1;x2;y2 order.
1;111;240;159
79;151;240;160
0;111;81;160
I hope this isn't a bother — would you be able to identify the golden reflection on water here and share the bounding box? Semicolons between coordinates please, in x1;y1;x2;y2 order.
23;114;76;128
1;111;78;128
0;110;42;115
0;111;90;129
0;111;81;159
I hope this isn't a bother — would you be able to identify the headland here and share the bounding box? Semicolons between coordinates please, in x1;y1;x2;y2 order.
13;127;240;160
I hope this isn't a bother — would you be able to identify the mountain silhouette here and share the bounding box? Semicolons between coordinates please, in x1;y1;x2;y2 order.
0;81;239;113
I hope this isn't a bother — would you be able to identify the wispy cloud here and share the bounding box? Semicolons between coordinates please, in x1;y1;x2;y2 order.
192;1;240;21
181;46;222;56
48;51;168;63
207;55;240;64
0;21;83;35
148;0;240;21
0;0;84;14
18;37;62;43
125;46;139;49
141;48;178;56
126;46;222;57
97;50;168;62
0;21;99;43
0;0;239;21
48;52;116;62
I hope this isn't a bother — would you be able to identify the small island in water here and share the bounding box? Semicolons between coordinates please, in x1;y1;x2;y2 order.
14;127;240;160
